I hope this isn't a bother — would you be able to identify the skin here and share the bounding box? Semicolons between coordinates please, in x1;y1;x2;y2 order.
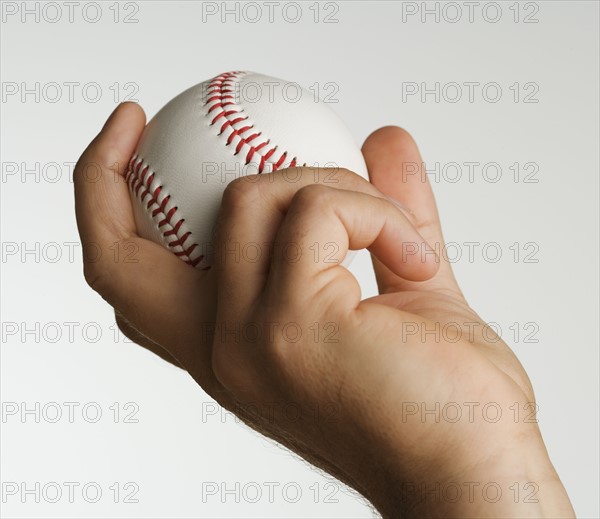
74;102;575;518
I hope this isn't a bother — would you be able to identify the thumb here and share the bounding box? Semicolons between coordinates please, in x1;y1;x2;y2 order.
362;126;461;295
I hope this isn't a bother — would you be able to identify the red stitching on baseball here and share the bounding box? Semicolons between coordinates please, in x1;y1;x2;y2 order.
128;71;309;270
125;157;208;270
206;71;303;174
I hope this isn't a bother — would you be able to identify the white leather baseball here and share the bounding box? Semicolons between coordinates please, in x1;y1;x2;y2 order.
126;71;368;269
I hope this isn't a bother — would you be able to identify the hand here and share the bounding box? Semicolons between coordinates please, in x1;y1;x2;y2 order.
75;104;574;518
74;102;224;399
209;126;575;518
72;103;409;427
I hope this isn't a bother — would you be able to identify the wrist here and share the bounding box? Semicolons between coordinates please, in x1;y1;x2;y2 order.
365;438;574;518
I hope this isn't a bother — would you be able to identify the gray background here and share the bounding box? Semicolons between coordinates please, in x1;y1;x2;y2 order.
1;1;598;517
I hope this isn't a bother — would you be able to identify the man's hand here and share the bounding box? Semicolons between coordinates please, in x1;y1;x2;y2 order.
74;102;222;394
74;104;574;518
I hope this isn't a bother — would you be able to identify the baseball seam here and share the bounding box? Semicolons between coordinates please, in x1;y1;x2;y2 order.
125;155;209;269
206;71;304;173
127;70;305;269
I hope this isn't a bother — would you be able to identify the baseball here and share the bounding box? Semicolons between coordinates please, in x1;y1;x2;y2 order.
125;71;368;269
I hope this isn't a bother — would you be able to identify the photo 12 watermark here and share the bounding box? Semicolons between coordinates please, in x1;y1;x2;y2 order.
201;480;345;504
1;2;140;24
399;2;540;24
1;481;140;504
1;81;139;104
400;81;540;104
200;1;340;24
1;401;140;424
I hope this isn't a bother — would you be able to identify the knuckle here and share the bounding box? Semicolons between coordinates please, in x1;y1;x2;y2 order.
319;166;371;193
93;146;122;172
293;183;333;209
337;166;368;187
74;156;98;183
74;143;121;182
221;175;263;210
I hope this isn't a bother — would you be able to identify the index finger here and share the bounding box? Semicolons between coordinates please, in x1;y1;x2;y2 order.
267;185;439;309
213;167;384;320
